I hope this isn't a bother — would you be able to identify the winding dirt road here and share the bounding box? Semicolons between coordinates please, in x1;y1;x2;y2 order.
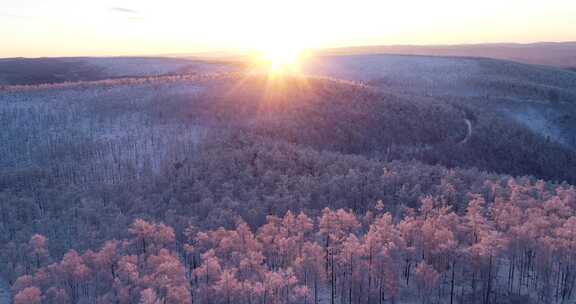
459;119;473;144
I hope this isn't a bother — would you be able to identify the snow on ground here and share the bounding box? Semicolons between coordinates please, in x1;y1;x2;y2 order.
504;105;568;146
305;54;576;151
0;80;210;184
303;54;484;96
0;277;10;304
77;57;236;78
303;53;576;102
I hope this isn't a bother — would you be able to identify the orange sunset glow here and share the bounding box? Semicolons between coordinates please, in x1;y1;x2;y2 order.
3;1;576;304
2;0;576;58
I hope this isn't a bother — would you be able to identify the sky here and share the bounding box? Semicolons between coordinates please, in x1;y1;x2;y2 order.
1;0;576;58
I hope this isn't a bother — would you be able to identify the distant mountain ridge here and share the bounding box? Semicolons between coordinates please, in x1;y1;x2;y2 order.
319;41;576;68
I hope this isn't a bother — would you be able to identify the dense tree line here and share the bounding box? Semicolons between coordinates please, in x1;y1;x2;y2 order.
2;73;576;303
12;184;576;304
3;134;576;303
3;74;575;185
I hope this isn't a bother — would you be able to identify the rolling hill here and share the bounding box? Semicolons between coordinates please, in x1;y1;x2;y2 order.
2;54;576;184
0;57;240;85
2;53;576;304
320;41;576;68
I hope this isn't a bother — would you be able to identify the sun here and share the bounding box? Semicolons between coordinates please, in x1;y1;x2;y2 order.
255;44;306;75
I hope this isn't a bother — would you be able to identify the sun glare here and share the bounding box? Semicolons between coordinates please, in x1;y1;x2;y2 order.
256;45;306;75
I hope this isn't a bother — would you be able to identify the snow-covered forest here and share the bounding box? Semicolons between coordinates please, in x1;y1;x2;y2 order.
1;55;576;304
8;180;576;304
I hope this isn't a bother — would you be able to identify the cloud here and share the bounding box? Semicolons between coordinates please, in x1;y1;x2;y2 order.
110;7;139;14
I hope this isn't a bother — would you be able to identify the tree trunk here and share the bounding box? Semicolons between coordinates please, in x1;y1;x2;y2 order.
331;252;335;304
314;274;318;304
349;253;353;304
450;260;456;304
485;255;493;304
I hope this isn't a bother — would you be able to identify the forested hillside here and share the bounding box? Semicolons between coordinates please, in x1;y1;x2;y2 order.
2;55;576;303
0;57;238;85
5;130;576;304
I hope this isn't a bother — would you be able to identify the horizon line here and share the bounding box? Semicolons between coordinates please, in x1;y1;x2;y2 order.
2;40;576;60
